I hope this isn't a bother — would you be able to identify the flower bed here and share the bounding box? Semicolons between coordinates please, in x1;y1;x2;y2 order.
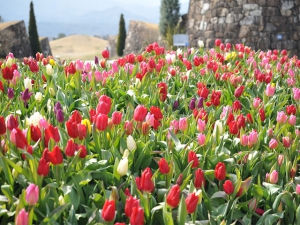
0;40;300;225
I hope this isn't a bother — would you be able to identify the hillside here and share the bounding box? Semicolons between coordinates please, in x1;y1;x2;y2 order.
50;35;108;61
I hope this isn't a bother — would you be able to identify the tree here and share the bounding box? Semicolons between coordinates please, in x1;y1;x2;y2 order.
28;1;41;56
116;14;126;57
159;0;180;37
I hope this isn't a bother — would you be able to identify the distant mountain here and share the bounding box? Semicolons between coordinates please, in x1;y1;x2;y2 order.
0;0;190;38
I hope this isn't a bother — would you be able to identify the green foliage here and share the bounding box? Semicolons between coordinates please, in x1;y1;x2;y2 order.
116;14;126;57
28;1;41;56
159;0;180;37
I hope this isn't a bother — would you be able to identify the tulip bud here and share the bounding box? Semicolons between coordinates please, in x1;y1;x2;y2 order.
15;209;28;225
49;87;56;97
296;184;300;194
117;157;128;176
26;184;39;205
277;154;284;166
248;198;257;211
269;170;278;184
176;174;183;185
46;64;54;75
35;92;43;102
24;77;32;91
127;135;136;151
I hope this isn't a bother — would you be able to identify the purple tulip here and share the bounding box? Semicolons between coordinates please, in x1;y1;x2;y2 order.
56;109;64;123
7;88;14;99
173;100;179;110
94;55;99;65
21;88;33;104
197;97;204;109
54;102;62;115
189;97;196;110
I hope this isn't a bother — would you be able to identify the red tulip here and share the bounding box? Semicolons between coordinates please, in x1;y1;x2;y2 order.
140;167;154;192
65;139;76;157
10;128;28;150
44;125;60;147
226;113;235;125
125;196;140;218
47;146;63;165
37;157;50;176
215;162;226;181
102;49;110;59
233;100;242;111
2;64;17;80
194;168;205;189
236;115;245;129
197;86;209;99
259;108;265;122
135;177;141;191
150;106;163;120
234;86;244;98
185;193;199;214
112;111;122;125
96;101;111;115
133;105;148;122
157;82;167;102
6;114;19;131
29;60;39;73
158;158;170;174
78;145;87;158
130;206;144;225
211;90;221;106
0;80;4;92
223;180;234;194
66;120;78;139
229;121;239;135
0;116;6;136
96;114;108;131
166;184;180;208
286;104;296;115
77;123;87;140
188;151;199;168
30;125;41;142
142;122;150;135
101;199;115;222
215;39;221;47
247;113;253;124
89;109;97;123
124;120;133;135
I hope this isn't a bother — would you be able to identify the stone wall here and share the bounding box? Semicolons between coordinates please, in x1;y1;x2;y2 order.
108;35;117;57
187;0;300;56
39;37;52;56
0;20;32;58
124;20;159;55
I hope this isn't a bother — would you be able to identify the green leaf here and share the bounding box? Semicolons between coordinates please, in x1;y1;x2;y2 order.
41;204;70;225
178;195;187;225
0;156;14;186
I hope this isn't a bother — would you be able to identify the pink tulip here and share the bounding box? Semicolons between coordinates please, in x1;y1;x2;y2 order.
179;117;188;131
269;170;278;184
26;184;39;205
276;111;287;123
288;115;296;126
240;134;248;147
296;184;300;194
197;119;206;132
269;138;278;149
253;98;261;109
293;88;300;101
265;83;275;97
248;130;258;146
16;209;28;225
197;133;206;146
277;154;284;166
267;128;273;137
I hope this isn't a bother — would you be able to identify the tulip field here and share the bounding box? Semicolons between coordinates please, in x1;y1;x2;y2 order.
0;40;300;225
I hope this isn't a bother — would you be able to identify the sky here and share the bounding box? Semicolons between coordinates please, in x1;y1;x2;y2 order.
0;0;190;37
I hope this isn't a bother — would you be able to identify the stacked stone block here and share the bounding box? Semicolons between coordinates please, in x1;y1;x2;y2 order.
187;0;300;56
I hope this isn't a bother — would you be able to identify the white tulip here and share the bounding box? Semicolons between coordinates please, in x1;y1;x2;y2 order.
6;57;13;67
28;112;43;127
212;120;224;140
24;77;32;90
117;157;128;176
35;92;42;102
46;64;54;76
123;149;130;158
176;48;182;56
198;40;204;48
127;135;136;151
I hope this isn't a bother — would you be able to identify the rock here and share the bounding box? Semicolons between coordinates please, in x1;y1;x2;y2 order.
267;0;279;7
201;3;210;14
211;17;219;24
255;0;267;6
227;23;240;32
226;13;235;23
281;9;292;17
290;31;299;40
239;26;251;38
243;4;259;11
281;1;294;10
240;16;255;26
250;9;262;16
257;37;270;49
218;17;226;24
270;16;287;24
237;0;247;6
123;20;159;55
217;8;229;17
204;30;215;38
264;22;277;32
199;20;208;30
271;32;289;42
0;20;31;58
39;37;52;56
262;7;281;16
